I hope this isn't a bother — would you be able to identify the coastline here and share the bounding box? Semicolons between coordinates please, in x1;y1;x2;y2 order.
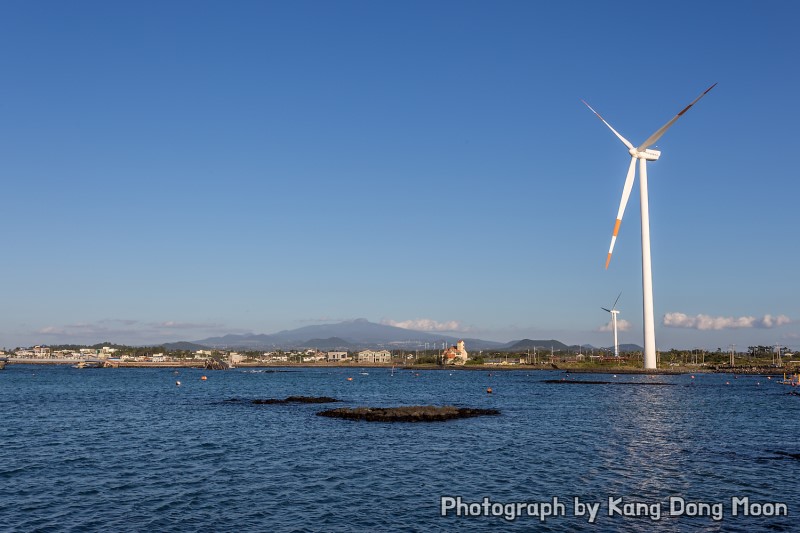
4;358;790;375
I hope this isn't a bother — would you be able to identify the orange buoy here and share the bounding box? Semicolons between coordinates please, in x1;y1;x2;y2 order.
347;377;353;381
200;376;207;381
487;387;493;394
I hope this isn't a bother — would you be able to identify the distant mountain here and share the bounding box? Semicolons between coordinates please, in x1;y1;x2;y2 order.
269;319;456;345
189;319;505;351
618;343;643;353
183;319;609;353
161;341;209;351
194;333;278;349
503;339;570;351
299;337;353;350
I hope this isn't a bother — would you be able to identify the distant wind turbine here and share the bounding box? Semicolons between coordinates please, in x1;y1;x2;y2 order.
601;292;622;358
583;84;716;370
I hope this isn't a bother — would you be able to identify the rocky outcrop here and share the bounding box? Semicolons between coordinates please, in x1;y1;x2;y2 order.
204;359;230;370
317;405;500;422
251;396;340;404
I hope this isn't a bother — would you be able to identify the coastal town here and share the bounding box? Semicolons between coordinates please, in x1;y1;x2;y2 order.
2;341;473;367
2;340;797;373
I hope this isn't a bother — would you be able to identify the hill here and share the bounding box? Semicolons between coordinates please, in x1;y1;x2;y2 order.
503;339;570;351
190;319;505;350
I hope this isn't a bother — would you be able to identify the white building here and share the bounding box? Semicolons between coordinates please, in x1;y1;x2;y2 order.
327;351;349;362
356;350;392;363
266;352;288;362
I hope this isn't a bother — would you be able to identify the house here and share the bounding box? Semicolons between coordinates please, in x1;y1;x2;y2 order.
356;350;392;363
327;351;349;362
267;352;288;362
33;346;52;358
443;340;469;365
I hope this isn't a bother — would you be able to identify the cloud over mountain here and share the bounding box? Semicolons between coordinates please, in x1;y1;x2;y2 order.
663;313;791;330
380;318;467;332
598;319;632;333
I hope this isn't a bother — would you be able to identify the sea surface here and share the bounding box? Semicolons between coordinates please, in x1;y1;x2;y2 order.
1;365;798;532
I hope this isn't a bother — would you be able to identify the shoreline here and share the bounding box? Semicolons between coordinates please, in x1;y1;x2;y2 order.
4;358;791;375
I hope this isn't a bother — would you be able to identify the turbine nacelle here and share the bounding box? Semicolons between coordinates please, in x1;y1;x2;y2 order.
632;148;661;161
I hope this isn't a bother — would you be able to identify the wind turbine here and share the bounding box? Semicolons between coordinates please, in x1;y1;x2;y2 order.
583;83;716;370
601;292;622;358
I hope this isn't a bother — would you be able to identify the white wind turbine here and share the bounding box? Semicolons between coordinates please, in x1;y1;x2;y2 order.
583;84;716;370
601;292;622;359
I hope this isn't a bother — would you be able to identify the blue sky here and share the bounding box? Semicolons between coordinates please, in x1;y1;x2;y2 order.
1;1;797;350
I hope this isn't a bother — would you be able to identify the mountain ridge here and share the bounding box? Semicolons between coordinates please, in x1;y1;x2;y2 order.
174;319;642;352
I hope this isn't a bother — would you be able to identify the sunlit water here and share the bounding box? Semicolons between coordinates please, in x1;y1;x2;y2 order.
1;366;797;532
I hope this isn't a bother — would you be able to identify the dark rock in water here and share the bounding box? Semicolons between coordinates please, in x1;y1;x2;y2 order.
773;450;800;460
204;359;230;370
317;405;500;422
252;396;340;404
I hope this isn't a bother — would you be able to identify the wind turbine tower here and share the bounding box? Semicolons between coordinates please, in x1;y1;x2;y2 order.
583;84;716;370
602;292;622;358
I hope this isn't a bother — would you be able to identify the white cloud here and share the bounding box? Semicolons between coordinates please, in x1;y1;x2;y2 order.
151;321;222;330
381;318;468;332
663;312;792;330
598;319;632;333
295;317;350;323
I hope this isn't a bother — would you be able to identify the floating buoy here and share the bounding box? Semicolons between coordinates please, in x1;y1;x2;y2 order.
767;376;772;380
486;388;493;394
176;381;181;386
691;375;695;379
200;376;207;381
347;377;353;381
725;381;730;385
613;374;617;378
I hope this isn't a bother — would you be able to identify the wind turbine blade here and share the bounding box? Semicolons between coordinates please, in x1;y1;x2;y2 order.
637;83;717;151
612;291;622;309
601;307;611;313
605;157;637;269
582;99;635;151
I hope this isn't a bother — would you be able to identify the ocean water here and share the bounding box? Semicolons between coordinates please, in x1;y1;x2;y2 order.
1;365;798;532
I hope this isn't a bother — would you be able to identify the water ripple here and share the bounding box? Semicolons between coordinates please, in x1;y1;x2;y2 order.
0;366;797;531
